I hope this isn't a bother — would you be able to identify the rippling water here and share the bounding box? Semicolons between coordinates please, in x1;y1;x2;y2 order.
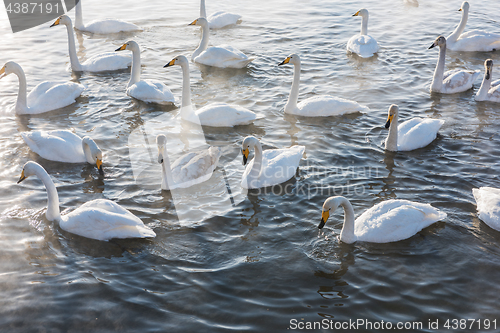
1;0;500;331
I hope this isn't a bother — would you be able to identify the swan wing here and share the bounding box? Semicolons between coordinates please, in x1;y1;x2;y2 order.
347;34;379;58
26;81;84;114
21;130;86;163
208;11;241;29
451;30;500;52
355;199;446;243
80;19;141;34
252;145;305;188
170;147;221;187
196;102;257;127
61;199;155;241
397;117;444;151
442;69;480;93
127;79;175;104
195;45;253;68
296;95;369;117
473;187;500;231
81;52;132;72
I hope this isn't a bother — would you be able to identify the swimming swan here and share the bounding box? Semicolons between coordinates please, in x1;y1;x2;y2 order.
447;1;500;52
51;15;131;72
319;196;447;244
17;161;155;241
475;59;500;102
164;55;258;126
241;136;305;189
116;41;174;104
157;134;221;190
189;17;253;68
384;104;444;151
473;187;500;231
21;130;103;174
429;36;480;94
278;54;369;116
0;61;84;115
200;0;241;29
347;9;380;58
74;0;141;34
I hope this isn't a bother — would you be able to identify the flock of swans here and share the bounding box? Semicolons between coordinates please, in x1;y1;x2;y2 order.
3;0;500;244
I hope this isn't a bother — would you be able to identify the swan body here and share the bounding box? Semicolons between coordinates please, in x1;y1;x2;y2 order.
475;59;500;102
116;41;174;104
278;54;369;116
189;18;253;68
200;0;241;29
0;62;84;115
473;187;500;231
74;0;141;34
164;55;259;126
240;136;305;189
347;9;379;58
21;130;103;173
429;36;480;94
17;161;155;241
384;104;444;152
447;1;500;52
157;134;221;190
319;196;447;244
51;15;131;72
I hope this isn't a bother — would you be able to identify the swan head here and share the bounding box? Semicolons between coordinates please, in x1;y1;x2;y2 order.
82;137;103;175
385;104;399;129
459;1;469;12
352;8;369;18
318;196;344;229
50;15;71;27
189;17;209;28
156;134;167;164
115;40;140;52
0;61;23;79
17;161;42;184
278;54;301;66
484;59;493;80
164;55;189;68
241;136;259;165
428;36;446;49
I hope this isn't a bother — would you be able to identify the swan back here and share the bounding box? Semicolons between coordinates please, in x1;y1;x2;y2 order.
473;187;500;231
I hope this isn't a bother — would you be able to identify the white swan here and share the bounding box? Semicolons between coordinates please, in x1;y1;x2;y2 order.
74;0;141;34
51;15;131;72
200;0;241;29
429;36;480;94
475;59;500;102
156;134;221;190
164;55;259;126
116;41;174;104
189;17;254;69
473;187;500;231
319;196;447;244
347;9;380;58
241;136;305;189
278;54;369;116
447;1;500;52
384;104;444;152
21;130;103;174
17;161;155;241
0;61;84;115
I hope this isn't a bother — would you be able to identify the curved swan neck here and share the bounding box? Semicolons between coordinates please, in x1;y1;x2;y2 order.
74;0;84;30
160;145;176;190
179;61;192;108
360;13;368;35
64;20;82;71
285;60;301;113
129;46;141;87
200;0;207;18
448;7;468;43
34;164;60;221
11;64;28;113
385;113;399;151
431;44;446;92
250;141;264;178
337;197;356;244
193;22;210;60
476;72;491;100
82;138;95;164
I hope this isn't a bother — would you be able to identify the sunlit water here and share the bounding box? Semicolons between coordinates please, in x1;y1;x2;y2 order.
1;0;500;331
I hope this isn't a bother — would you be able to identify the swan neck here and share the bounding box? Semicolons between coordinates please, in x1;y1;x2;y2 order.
360;14;368;35
200;0;207;18
193;24;210;60
251;142;264;178
285;61;300;113
160;145;176;190
431;45;446;92
449;9;468;42
13;66;28;113
385;113;399;151
477;71;491;100
180;62;192;108
65;21;82;71
129;48;141;87
35;165;60;221
74;0;84;30
339;197;356;243
82;139;94;164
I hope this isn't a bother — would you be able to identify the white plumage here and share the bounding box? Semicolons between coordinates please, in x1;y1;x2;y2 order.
347;9;379;58
74;0;141;34
475;59;500;102
473;187;500;231
200;0;241;29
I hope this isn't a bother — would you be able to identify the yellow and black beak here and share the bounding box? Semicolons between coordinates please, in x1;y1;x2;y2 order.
458;8;462;11
96;159;104;175
242;148;249;165
115;44;127;52
385;114;393;129
318;210;329;229
278;57;291;66
17;170;26;184
189;19;197;26
352;10;360;16
0;65;5;78
163;58;176;68
50;17;61;27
